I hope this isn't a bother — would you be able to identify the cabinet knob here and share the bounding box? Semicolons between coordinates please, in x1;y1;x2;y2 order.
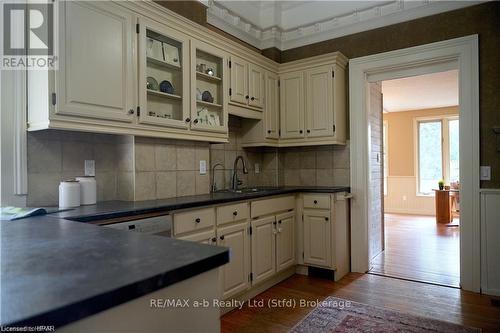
233;211;238;216
193;119;199;124
185;117;191;122
220;235;225;240
325;217;329;221
299;130;303;134
128;109;135;115
211;237;217;243
273;221;277;225
251;97;255;101
195;218;201;223
314;200;318;204
245;95;249;99
267;130;271;134
278;220;282;224
307;129;311;133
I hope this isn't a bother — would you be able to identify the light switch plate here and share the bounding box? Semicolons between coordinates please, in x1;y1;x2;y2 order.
480;166;491;180
199;160;207;175
255;163;260;174
85;160;95;176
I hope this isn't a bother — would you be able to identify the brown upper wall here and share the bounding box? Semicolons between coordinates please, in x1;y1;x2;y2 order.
151;1;500;188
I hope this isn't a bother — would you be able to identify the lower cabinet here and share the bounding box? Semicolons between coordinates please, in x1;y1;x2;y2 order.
218;222;250;299
251;216;277;285
303;209;331;267
276;211;295;272
176;229;216;245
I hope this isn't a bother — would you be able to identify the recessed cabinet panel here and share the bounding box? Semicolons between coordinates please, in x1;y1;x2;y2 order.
138;18;190;129
265;72;280;139
177;229;216;245
251;216;276;285
218;223;249;299
276;212;295;272
248;64;265;108
303;210;331;267
306;66;334;138
56;1;135;122
230;56;248;105
280;71;305;139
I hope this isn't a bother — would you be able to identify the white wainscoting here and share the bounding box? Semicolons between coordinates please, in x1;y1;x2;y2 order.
481;189;500;296
384;176;435;215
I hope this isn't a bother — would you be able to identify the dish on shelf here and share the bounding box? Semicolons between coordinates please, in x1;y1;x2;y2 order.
146;76;159;91
201;90;214;103
206;68;214;76
146;38;163;62
159;80;174;94
163;43;180;66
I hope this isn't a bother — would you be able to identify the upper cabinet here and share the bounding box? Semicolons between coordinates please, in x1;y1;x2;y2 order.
280;71;305;139
191;39;228;133
55;1;136;122
306;65;334;138
265;72;280;140
229;56;265;110
138;17;190;129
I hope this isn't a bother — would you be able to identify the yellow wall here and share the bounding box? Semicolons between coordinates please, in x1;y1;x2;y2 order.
383;106;459;177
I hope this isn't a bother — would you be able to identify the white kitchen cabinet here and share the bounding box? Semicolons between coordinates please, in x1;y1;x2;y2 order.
177;229;216;245
251;216;277;285
279;71;305;139
229;57;265;110
218;222;250;299
229;55;248;105
248;63;265;108
303;209;331;268
138;17;190;129
55;1;136;122
276;211;295;272
265;72;280;139
306;65;334;138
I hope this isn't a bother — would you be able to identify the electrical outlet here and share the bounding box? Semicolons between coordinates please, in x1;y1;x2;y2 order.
199;160;207;175
480;166;491;181
85;160;95;176
255;163;260;174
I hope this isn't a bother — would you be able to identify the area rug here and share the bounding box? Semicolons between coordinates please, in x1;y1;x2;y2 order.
290;296;480;333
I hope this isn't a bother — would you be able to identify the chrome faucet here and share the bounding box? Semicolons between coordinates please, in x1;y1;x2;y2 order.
211;162;224;193
231;156;248;191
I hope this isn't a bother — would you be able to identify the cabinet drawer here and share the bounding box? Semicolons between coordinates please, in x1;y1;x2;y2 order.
251;196;295;218
303;194;330;209
173;208;215;236
217;202;250;226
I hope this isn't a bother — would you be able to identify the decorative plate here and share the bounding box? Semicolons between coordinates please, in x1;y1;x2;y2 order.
159;80;174;94
202;90;214;103
146;77;159;91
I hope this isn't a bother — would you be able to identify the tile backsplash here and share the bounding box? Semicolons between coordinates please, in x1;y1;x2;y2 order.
26;125;349;206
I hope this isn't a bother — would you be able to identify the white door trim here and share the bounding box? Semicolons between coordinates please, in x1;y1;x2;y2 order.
349;35;480;292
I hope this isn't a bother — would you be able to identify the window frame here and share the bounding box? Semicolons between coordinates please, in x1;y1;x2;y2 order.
414;114;459;196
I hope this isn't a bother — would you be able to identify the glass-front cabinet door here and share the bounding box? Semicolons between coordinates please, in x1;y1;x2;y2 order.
138;18;190;129
190;39;228;133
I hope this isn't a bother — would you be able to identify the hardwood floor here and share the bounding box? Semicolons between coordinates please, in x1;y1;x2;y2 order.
370;213;460;287
221;274;500;333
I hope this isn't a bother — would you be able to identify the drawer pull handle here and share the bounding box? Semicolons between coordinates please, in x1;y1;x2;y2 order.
220;235;225;240
233;211;238;216
211;237;217;243
314;200;318;204
195;218;201;223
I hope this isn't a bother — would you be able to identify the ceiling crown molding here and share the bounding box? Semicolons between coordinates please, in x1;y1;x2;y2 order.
206;0;482;51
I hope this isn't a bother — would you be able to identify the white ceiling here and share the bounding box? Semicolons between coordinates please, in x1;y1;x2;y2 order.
203;0;483;50
381;70;459;113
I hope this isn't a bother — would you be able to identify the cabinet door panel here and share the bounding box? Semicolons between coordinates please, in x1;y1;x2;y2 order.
251;216;276;285
248;63;265;108
276;212;295;272
265;72;280;139
176;229;216;245
230;56;248;105
303;210;331;267
218;223;249;299
56;1;135;122
306;66;334;137
280;71;304;139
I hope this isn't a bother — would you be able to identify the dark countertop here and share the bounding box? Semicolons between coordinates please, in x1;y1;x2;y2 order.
54;186;350;222
0;186;348;328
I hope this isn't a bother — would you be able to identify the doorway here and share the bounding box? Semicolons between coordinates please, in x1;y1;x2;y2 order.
367;71;461;287
349;36;480;292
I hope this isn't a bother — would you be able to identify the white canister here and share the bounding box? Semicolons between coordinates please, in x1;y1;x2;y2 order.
76;176;97;205
59;180;81;208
